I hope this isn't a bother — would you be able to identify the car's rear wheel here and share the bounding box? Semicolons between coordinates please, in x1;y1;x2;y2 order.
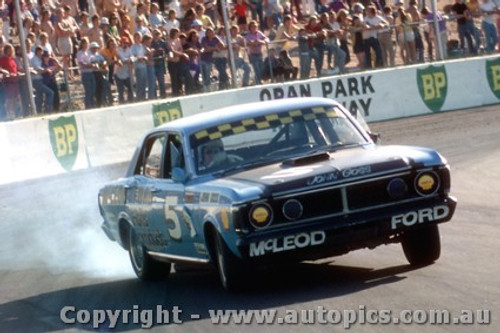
401;225;441;266
214;232;245;291
129;227;171;281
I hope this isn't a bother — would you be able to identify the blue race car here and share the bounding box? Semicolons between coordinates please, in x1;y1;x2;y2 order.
98;97;457;290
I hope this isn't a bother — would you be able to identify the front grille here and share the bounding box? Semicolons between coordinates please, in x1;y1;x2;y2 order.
346;174;418;210
272;188;344;223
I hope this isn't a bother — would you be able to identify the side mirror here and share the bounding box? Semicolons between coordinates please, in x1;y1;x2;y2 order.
369;132;380;144
172;167;187;183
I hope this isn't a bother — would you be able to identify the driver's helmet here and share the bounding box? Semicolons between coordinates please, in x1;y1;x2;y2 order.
200;139;226;170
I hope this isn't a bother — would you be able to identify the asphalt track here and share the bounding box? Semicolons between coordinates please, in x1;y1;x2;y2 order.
0;104;499;332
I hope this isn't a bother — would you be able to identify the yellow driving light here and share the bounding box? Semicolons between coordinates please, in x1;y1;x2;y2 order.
418;175;434;191
415;171;440;196
249;203;273;229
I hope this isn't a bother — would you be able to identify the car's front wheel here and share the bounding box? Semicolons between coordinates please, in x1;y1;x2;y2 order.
401;225;441;266
129;227;171;281
214;232;245;291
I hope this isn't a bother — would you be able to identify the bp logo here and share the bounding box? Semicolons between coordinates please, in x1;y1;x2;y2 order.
417;65;447;112
49;115;79;171
152;100;183;127
486;58;500;99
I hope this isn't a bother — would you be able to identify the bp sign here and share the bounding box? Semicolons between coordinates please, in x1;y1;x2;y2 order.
49;115;79;171
152;100;183;127
417;65;448;112
486;58;500;99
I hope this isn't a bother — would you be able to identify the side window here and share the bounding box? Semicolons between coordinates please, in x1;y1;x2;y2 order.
164;134;185;179
138;134;166;178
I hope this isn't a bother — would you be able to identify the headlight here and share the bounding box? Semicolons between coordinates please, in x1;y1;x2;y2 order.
387;178;408;199
248;203;273;229
282;199;303;220
414;171;440;196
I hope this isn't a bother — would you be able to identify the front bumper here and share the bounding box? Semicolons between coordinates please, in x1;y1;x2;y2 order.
236;196;457;262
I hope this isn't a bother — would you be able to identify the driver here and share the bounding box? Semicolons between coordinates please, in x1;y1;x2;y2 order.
200;139;227;171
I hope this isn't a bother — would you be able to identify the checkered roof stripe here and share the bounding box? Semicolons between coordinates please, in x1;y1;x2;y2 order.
193;107;339;145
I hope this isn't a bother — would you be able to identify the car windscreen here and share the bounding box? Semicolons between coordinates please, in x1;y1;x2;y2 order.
190;106;368;175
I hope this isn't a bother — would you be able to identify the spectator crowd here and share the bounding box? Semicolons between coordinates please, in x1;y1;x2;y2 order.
1;0;499;120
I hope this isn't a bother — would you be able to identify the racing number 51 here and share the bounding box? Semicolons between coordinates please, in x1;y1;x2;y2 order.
164;197;195;241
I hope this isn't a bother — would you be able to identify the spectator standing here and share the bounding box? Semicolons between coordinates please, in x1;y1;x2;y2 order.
167;28;193;96
407;0;424;62
451;0;477;54
163;9;180;35
229;24;251;86
297;28;312;79
55;7;77;79
14;44;30;117
77;38;96;109
115;36;134;104
323;11;346;73
380;5;395;67
351;14;365;68
143;34;157;100
337;8;351;65
120;14;134;44
196;4;215;29
0;43;20;119
39;32;55;57
89;41;111;107
200;27;219;90
305;15;326;77
245;20;269;84
479;0;498;53
233;0;250;32
151;28;169;98
275;15;300;52
395;6;417;64
131;32;148;101
363;5;386;69
41;51;61;112
149;3;165;29
108;14;121;41
30;46;54;114
40;9;55;47
78;11;92;37
100;37;119;85
213;27;229;90
421;6;448;59
89;14;104;48
184;28;203;91
135;15;151;35
467;0;483;52
181;8;196;32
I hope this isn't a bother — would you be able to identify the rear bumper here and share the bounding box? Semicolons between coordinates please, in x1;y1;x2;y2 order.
236;196;457;261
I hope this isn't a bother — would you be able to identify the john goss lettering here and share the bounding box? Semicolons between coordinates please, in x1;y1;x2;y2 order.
249;231;326;257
